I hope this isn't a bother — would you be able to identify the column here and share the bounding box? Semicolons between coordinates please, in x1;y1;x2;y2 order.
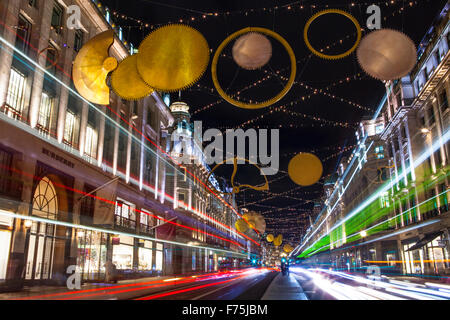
29;2;53;128
112;100;120;175
125;115;132;183
0;1;19;106
97;110;105;166
78;102;88;155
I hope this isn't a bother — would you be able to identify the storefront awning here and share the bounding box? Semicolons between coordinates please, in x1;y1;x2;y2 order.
405;231;443;252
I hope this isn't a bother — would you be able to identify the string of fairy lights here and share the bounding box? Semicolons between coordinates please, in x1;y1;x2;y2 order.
107;0;420;31
93;0;428;242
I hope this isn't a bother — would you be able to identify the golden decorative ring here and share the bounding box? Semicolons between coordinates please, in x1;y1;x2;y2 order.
211;27;297;110
206;157;269;195
304;9;362;60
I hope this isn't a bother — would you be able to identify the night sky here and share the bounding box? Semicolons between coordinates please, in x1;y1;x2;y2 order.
101;0;448;245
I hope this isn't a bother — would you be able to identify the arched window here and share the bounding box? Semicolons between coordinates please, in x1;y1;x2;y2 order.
32;177;58;220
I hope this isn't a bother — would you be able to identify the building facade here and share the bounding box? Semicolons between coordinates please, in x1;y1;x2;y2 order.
296;4;450;277
0;0;254;291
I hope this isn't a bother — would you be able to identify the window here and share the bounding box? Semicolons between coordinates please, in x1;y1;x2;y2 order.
51;2;64;34
115;199;136;229
16;15;32;54
5;68;27;119
74;30;83;52
375;124;384;134
45;46;58;76
434;150;443;168
80;185;95;225
428;107;435;125
140;209;155;234
37;92;54;132
64;111;76;146
439;90;449;112
84;125;98;158
0;148;13;195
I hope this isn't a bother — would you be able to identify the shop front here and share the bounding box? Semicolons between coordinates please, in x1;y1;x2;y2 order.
112;235;134;270
138;240;153;272
76;230;107;281
0;215;12;282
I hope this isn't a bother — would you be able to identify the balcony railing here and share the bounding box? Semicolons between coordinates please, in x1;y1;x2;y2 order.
139;223;155;236
115;215;136;230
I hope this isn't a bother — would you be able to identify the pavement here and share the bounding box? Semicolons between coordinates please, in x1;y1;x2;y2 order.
261;273;308;300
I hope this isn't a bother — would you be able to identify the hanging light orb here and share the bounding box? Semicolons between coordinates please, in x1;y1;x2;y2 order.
284;244;294;253
357;29;417;81
235;219;249;233
266;234;274;243
288;153;323;186
232;32;272;70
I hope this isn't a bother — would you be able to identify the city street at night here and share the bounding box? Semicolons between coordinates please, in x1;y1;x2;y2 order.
0;0;450;316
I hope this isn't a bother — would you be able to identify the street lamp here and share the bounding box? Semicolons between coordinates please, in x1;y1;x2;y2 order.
24;220;33;228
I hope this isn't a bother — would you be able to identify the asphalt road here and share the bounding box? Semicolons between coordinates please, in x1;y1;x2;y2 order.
136;270;278;300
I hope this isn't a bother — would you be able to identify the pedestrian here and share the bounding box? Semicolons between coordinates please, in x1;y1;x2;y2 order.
105;261;117;283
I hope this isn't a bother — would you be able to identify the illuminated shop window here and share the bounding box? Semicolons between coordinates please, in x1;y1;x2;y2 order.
138;240;153;271
155;243;163;271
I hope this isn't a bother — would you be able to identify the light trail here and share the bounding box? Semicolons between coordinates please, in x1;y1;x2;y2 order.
297;127;450;257
12;270;241;300
291;267;450;300
0;208;249;262
0;163;246;248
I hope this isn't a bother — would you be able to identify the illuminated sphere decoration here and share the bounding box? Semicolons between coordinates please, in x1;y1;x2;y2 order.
266;234;274;243
284;244;294;253
288;153;323;187
232;32;272;70
235;219;249;233
273;234;283;247
357;29;417;81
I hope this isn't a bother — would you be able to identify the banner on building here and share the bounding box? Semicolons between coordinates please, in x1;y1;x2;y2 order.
93;178;118;226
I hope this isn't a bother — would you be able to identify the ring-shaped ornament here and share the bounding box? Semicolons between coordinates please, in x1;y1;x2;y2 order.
206;157;269;196
304;9;362;60
212;27;297;110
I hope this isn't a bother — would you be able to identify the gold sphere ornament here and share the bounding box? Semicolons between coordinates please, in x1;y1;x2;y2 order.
232;32;272;70
235;219;249;233
284;244;294;253
357;29;417;81
137;24;210;92
111;55;154;101
266;234;274;242
288;153;323;186
273;235;283;247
